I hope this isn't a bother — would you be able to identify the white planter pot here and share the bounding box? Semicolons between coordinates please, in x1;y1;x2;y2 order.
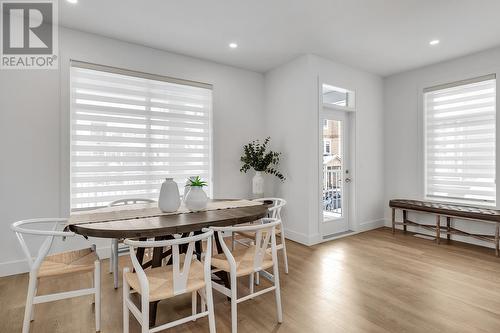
252;171;264;198
183;176;197;200
185;186;208;211
158;178;181;212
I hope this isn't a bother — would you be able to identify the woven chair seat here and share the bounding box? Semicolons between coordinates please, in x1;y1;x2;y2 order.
125;259;205;302
38;248;97;278
212;245;273;277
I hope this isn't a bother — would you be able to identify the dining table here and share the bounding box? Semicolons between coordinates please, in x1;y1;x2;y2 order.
67;199;269;327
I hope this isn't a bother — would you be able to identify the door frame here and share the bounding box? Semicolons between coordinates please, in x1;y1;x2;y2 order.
317;83;357;241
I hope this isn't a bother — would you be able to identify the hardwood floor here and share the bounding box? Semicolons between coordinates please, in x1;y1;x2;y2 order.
2;227;500;332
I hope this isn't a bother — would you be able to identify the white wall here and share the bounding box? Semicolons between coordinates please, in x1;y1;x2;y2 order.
0;27;265;276
384;46;500;248
264;54;385;245
264;55;317;243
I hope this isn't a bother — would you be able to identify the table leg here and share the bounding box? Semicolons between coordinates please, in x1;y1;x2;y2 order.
392;208;396;234
149;236;168;328
214;231;231;293
134;238;147;271
436;215;441;245
194;230;203;261
403;210;407;233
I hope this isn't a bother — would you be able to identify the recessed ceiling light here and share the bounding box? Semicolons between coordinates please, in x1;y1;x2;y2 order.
67;0;78;3
429;39;440;46
229;42;238;49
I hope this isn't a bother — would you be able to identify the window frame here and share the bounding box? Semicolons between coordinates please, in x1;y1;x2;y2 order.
422;73;497;207
68;61;214;211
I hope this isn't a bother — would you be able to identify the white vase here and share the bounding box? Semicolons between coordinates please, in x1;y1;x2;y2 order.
183;176;197;201
252;171;264;198
158;178;181;212
185;186;208;211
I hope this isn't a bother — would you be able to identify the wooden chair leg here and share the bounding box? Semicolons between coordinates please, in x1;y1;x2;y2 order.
31;282;38;321
273;263;283;324
112;239;119;289
94;261;101;332
249;273;254;295
109;239;115;273
280;231;289;274
230;274;238;333
123;268;130;333
22;273;37;333
141;294;149;333
191;291;197;321
205;286;216;333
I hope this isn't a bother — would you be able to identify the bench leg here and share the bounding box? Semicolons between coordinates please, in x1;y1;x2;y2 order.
392;208;396;234
446;217;451;241
436;215;441;245
495;223;499;257
403;210;407;233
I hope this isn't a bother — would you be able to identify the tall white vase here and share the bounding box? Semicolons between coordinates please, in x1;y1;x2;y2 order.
158;178;181;212
185;186;208;211
252;171;264;198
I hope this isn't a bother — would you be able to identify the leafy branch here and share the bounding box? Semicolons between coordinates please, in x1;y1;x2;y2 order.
240;137;285;181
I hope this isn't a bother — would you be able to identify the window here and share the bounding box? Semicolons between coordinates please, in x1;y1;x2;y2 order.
70;62;213;210
424;74;496;205
322;84;355;109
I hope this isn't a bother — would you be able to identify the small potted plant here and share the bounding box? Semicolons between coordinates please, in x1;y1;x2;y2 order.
184;176;208;211
240;137;285;198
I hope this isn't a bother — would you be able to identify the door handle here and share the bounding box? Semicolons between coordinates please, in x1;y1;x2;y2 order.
345;177;352;183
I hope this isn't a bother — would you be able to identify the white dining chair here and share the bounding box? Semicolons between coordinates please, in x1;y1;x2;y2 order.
123;229;216;333
210;218;283;333
108;198;156;289
11;218;101;333
233;198;289;277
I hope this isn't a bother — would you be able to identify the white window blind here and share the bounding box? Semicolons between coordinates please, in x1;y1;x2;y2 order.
424;74;496;204
70;62;212;210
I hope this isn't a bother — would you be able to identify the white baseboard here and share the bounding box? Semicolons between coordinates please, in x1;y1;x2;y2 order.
308;233;322;245
285;218;385;247
0;259;29;277
357;218;386;232
284;229;311;246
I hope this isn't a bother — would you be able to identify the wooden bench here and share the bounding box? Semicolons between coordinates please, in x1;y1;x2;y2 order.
389;199;500;256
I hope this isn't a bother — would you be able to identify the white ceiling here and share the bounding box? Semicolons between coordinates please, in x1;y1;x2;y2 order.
60;0;500;77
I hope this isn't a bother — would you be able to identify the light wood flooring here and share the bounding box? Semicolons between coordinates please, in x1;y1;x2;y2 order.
2;227;500;332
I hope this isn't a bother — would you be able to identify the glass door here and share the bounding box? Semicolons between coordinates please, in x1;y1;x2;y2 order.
321;109;350;235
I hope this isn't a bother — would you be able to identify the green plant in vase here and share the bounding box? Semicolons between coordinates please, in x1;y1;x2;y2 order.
187;176;207;187
240;137;285;197
184;176;208;211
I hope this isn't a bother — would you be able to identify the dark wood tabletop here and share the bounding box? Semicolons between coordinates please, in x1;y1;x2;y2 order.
69;203;268;238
